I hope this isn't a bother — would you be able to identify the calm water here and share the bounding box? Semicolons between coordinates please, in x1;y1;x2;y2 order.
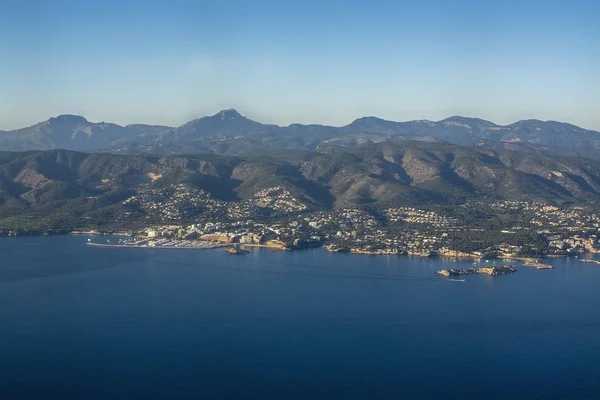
1;236;600;399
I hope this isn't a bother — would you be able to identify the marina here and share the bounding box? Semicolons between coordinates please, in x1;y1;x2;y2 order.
86;238;226;250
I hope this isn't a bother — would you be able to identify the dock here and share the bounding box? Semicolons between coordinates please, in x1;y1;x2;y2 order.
86;238;226;250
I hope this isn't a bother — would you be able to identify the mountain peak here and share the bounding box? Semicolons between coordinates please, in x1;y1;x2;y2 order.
440;116;497;129
213;109;243;121
441;116;489;123
48;115;88;125
353;116;387;122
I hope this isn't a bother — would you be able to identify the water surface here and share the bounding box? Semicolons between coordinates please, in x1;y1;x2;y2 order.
1;235;599;399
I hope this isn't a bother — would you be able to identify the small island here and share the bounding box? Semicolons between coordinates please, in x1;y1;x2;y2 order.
225;246;250;255
435;265;517;277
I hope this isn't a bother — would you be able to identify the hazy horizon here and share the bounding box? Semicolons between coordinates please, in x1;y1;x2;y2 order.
1;0;599;131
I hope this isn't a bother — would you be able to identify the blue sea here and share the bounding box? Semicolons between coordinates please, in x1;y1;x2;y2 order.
1;235;600;399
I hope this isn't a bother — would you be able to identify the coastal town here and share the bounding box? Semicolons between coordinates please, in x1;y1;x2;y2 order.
65;184;600;260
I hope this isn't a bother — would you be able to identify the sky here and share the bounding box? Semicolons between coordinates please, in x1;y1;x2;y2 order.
1;0;599;130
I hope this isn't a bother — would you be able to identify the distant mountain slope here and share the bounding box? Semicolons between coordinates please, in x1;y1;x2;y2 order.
0;115;174;152
137;113;600;159
2;142;600;230
2;110;599;157
341;116;600;149
126;124;173;137
159;109;274;140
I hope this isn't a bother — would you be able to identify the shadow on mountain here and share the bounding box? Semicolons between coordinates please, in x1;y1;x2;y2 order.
275;163;335;208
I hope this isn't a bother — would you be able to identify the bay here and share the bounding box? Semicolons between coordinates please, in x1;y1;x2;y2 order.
1;235;600;399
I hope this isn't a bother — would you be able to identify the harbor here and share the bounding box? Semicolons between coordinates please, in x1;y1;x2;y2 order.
86;238;226;250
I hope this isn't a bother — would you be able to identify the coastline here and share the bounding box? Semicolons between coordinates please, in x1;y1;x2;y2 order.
435;265;517;277
578;259;600;265
504;257;553;270
71;230;131;236
2;233;599;263
79;241;600;270
240;243;288;251
86;241;226;250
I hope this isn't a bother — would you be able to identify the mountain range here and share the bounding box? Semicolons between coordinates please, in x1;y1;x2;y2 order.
3;141;600;230
2;110;600;160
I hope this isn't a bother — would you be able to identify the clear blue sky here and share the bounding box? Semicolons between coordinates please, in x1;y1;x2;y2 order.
1;0;599;130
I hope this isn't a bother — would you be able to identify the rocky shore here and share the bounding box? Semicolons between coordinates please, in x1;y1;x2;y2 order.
225;246;250;255
437;249;482;259
519;259;553;269
435;265;517;277
578;259;600;265
350;248;407;256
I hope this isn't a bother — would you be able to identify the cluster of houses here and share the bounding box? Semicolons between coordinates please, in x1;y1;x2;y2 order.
122;184;309;223
122;184;219;221
125;188;600;257
386;207;461;228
